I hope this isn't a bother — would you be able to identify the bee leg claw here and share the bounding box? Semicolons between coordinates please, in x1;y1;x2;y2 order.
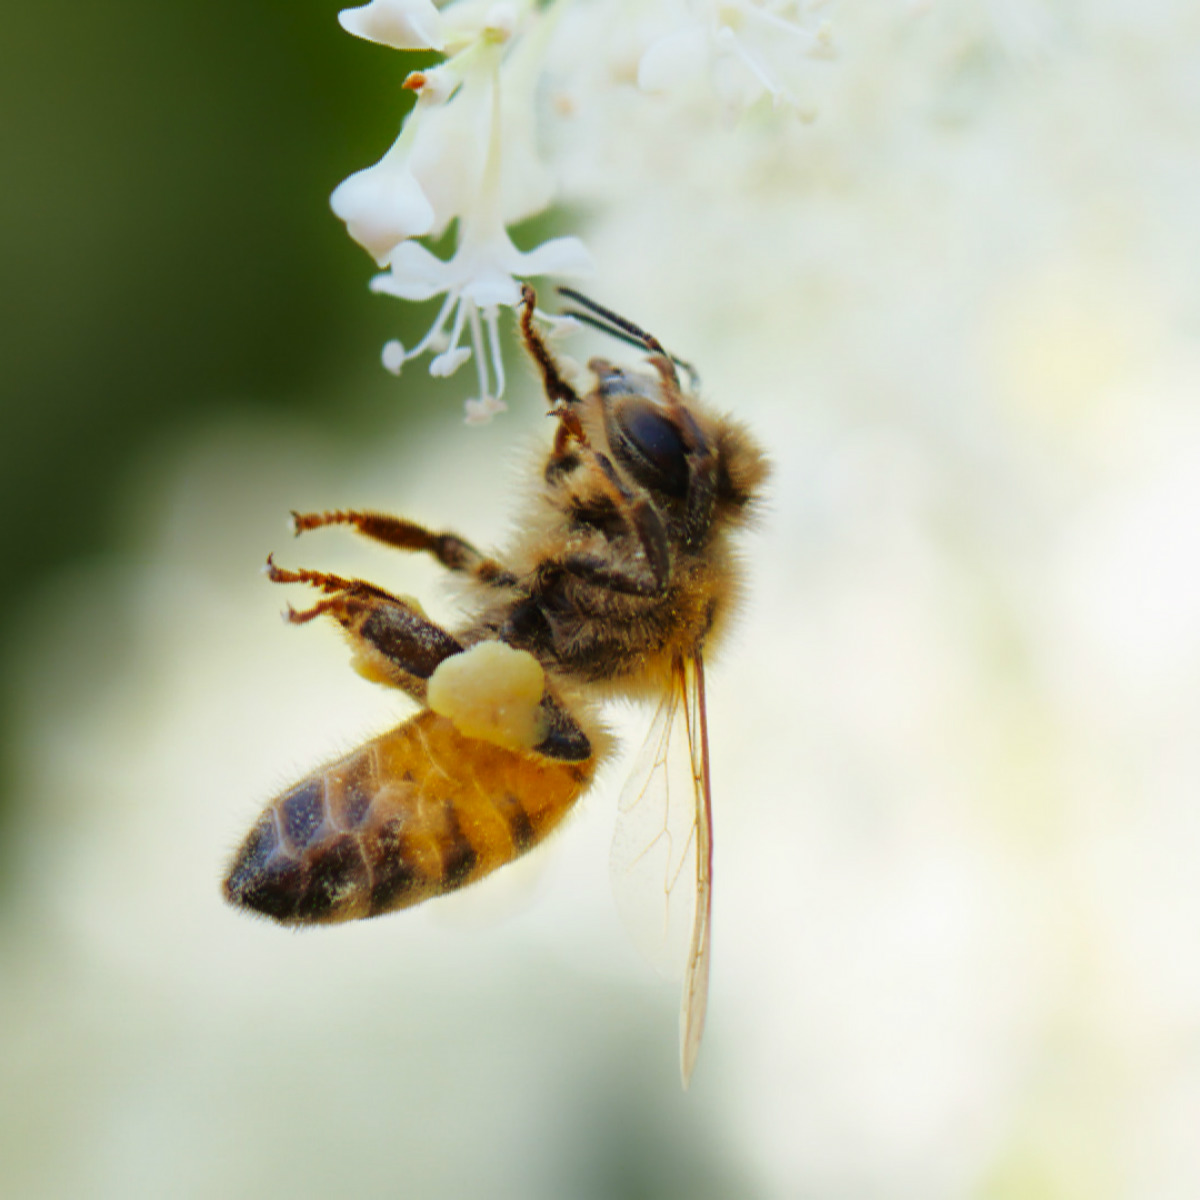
283;600;329;625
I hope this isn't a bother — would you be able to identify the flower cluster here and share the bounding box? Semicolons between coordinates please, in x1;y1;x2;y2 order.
639;0;836;115
331;0;593;421
330;0;836;420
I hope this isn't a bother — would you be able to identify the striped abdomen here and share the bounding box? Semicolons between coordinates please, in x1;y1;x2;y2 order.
223;711;594;924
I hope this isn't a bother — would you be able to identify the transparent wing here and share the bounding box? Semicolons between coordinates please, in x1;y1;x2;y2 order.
610;653;713;1087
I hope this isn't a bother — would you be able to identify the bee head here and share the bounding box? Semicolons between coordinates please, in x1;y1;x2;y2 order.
589;359;691;499
585;354;770;550
554;288;770;537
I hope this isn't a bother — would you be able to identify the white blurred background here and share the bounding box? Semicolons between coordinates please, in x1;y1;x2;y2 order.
5;3;1200;1197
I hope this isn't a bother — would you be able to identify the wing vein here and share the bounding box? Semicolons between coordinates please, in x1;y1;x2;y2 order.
610;653;714;1088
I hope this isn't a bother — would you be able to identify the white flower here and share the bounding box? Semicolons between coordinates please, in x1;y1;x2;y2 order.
405;24;556;239
328;33;521;267
332;0;593;419
405;56;498;240
377;225;593;308
639;0;835;112
491;4;560;225
330;122;435;265
436;0;532;52
483;3;519;41
338;0;445;52
371;224;593;420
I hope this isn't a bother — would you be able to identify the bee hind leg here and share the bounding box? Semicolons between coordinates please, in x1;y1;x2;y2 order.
265;555;592;762
534;691;593;762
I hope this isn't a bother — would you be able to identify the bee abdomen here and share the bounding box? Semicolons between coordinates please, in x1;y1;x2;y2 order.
224;711;593;925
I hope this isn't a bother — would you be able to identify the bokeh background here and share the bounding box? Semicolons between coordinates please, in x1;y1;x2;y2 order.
5;2;1200;1197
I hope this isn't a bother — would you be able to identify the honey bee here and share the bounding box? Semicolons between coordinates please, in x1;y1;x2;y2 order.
224;285;769;1085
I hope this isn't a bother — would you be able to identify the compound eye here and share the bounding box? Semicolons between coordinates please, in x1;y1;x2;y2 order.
614;400;689;496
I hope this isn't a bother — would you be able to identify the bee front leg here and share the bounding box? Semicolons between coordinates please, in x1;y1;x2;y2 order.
519;283;581;410
552;455;672;597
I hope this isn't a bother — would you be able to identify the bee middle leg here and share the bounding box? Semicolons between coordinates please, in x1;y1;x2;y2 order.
291;510;517;588
267;557;462;701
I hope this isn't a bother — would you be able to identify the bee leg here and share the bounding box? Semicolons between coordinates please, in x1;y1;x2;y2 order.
264;556;405;617
672;419;719;552
266;558;590;759
548;454;672;597
267;556;463;700
290;510;517;588
519;284;590;475
534;691;593;762
519;283;581;409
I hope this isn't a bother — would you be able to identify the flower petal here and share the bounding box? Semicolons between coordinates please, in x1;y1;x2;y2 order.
330;153;435;266
638;27;709;94
461;269;522;309
508;235;595;280
408;69;494;238
371;241;456;301
492;15;557;224
338;0;445;52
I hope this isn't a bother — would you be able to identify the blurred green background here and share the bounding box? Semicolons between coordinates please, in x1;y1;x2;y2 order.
0;0;438;850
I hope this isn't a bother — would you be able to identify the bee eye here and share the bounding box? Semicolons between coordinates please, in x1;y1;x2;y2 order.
615;401;689;496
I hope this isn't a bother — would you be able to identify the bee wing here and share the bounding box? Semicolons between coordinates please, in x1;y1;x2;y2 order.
610;653;712;1087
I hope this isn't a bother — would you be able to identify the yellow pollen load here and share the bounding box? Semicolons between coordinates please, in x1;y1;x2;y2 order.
427;642;547;752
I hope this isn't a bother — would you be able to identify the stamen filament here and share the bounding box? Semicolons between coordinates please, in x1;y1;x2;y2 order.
485;306;506;398
405;291;459;361
468;302;491;402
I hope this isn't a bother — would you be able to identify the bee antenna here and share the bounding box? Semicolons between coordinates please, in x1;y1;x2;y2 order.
557;287;700;391
558;287;662;350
